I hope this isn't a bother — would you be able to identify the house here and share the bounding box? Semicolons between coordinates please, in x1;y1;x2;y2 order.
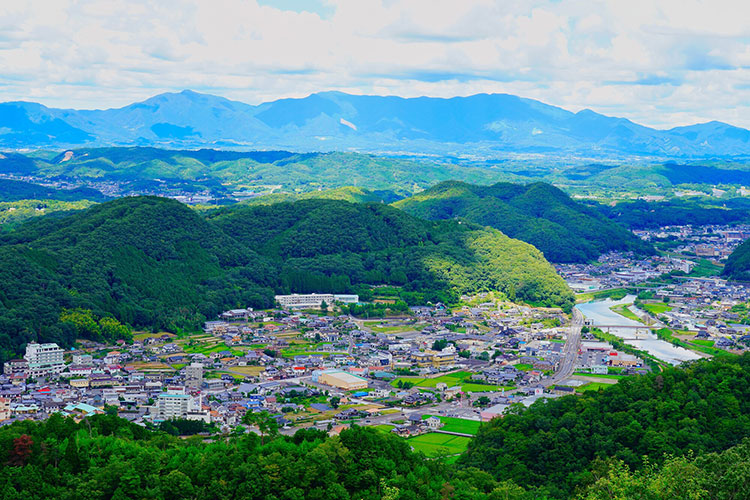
426;416;442;429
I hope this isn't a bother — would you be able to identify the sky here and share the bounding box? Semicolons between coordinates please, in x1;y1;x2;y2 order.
2;0;750;129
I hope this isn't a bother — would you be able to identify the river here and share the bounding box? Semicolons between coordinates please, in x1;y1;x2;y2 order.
575;295;701;365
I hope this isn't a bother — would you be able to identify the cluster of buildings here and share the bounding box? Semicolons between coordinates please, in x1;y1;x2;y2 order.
634;224;750;261
0;295;580;431
558;252;695;292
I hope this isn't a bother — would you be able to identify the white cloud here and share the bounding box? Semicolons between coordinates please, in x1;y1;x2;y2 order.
1;0;750;128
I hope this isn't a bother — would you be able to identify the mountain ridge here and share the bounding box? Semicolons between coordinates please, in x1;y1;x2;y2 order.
2;90;749;157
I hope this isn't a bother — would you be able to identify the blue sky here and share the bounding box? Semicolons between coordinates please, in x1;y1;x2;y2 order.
2;0;750;128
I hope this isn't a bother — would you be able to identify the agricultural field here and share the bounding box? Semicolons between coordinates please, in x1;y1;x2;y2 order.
226;366;266;376
422;415;481;435
692;339;716;347
573;372;628;381
406;433;472;457
133;332;176;341
126;361;173;371
363;321;420;334
577;382;614;393
280;340;346;358
688;259;723;277
391;371;512;392
182;340;244;356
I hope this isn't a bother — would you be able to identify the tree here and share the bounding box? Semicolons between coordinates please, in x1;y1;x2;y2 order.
241;411;279;445
99;316;132;342
329;396;341;409
432;339;448;351
8;434;33;466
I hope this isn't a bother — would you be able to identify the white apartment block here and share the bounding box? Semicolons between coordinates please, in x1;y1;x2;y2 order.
274;293;359;309
155;387;209;422
25;342;65;377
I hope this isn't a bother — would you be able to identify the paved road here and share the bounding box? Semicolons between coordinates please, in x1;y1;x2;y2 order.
543;308;583;387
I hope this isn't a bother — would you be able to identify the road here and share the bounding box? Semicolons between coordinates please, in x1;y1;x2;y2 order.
543;307;583;387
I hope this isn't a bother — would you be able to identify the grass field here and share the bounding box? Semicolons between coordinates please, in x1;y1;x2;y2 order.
577;382;614;392
515;363;534;371
226;366;266;376
688;259;723;277
366;324;416;334
654;328;735;358
127;361;173;371
374;424;394;433
610;304;642;322
573;372;628;380
692;339;715;347
182;341;244;356
422;415;481;435
406;433;472;457
391;371;510;392
641;303;673;315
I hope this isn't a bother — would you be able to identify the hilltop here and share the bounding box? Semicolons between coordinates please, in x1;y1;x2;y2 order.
394;181;653;263
0;196;572;362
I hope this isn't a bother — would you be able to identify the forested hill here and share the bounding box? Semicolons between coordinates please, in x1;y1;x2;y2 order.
0;196;572;362
208;199;573;308
461;353;750;498
394;181;653;263
723;238;750;280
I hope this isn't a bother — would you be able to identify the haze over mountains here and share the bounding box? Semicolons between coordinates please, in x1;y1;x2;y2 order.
2;90;750;158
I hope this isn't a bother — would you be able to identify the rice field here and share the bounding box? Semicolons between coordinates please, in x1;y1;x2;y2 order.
407;433;471;457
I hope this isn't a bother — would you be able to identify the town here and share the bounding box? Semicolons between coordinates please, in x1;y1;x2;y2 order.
3;268;746;457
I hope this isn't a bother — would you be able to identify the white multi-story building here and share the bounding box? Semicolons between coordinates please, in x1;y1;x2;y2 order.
24;343;65;377
155;387;209;422
274;293;359;309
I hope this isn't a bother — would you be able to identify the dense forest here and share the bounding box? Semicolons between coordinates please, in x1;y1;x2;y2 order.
1;356;749;499
0;196;572;362
0;178;109;203
460;354;750;498
394;181;653;263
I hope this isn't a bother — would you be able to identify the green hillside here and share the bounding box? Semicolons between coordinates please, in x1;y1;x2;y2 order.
723;238;750;280
0;147;507;198
394;181;653;263
0;178;108;203
209;199;573;308
0;197;572;362
237;186;401;205
461;354;750;498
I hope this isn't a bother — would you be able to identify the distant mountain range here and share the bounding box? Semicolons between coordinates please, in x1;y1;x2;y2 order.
2;90;750;157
